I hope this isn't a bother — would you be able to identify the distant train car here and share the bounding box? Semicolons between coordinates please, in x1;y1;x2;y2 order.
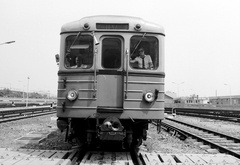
56;15;165;148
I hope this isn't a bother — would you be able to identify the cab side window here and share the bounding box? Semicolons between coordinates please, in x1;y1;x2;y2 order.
65;35;93;69
130;36;159;70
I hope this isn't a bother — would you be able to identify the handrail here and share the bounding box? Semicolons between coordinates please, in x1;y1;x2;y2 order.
93;48;97;98
125;49;129;99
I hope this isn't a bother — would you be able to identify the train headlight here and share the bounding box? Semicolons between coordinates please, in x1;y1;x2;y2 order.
144;91;155;103
83;23;90;30
134;24;142;31
66;89;78;101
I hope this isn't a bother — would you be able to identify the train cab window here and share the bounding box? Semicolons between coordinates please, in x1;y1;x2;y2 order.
65;35;93;69
130;36;159;70
102;38;121;69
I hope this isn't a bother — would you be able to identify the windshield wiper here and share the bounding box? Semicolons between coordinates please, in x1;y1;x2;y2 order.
130;32;146;57
66;32;81;55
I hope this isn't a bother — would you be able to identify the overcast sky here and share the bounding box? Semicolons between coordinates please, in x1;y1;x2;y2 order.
0;0;239;97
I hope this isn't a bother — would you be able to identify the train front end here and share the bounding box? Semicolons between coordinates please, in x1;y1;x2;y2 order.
56;15;165;148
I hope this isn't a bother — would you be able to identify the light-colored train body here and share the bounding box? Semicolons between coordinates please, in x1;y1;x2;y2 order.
56;15;165;148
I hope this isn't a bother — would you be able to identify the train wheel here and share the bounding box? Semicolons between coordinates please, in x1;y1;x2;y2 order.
72;126;87;147
132;137;143;148
74;132;86;147
135;137;143;147
126;133;132;148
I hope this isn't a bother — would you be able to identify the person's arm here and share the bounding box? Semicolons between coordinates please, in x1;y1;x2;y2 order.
147;55;154;69
149;62;153;68
130;57;136;63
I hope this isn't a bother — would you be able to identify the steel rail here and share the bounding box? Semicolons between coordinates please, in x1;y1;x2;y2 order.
164;118;240;159
174;112;240;122
71;143;141;165
0;106;56;123
0;105;56;116
0;110;56;123
167;118;240;143
164;108;240;122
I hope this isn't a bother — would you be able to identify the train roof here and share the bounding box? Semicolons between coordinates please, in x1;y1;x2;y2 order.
61;15;165;34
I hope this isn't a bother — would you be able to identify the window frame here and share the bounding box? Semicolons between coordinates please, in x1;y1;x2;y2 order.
101;37;122;69
64;34;94;69
129;35;159;70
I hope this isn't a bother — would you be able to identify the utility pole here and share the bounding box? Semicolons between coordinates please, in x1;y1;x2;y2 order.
26;77;30;107
224;83;232;105
172;82;184;97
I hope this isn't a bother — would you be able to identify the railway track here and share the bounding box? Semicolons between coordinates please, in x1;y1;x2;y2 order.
1;108;240;164
164;108;240;123
72;147;139;165
0;106;56;123
1;147;239;165
171;112;240;123
163;118;240;159
1;116;240;164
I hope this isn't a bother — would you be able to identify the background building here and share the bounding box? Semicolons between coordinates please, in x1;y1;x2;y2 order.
209;95;240;105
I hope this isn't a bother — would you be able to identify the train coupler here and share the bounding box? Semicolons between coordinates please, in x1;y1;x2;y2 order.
98;116;126;142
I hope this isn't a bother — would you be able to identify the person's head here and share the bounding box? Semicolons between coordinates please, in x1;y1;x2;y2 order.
138;48;145;57
76;56;82;66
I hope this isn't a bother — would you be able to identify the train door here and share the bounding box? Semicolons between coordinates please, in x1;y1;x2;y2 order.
97;37;123;110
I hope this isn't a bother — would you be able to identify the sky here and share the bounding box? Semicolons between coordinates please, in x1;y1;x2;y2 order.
0;0;239;97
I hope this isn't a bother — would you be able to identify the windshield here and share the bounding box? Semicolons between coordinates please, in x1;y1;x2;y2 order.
65;35;93;69
130;36;159;70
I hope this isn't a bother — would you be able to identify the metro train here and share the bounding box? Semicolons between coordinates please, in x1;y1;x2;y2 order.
55;15;165;148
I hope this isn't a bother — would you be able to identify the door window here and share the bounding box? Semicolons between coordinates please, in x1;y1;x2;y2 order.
102;38;121;69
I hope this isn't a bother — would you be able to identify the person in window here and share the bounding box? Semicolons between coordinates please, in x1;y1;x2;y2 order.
65;56;73;67
71;56;88;69
130;48;153;69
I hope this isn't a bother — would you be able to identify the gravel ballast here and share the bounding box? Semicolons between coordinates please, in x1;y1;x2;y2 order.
175;115;240;138
0;114;215;154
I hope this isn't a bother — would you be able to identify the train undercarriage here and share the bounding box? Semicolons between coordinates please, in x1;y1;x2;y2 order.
58;116;150;149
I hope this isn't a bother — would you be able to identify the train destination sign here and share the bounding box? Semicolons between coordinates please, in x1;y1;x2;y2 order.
96;23;129;30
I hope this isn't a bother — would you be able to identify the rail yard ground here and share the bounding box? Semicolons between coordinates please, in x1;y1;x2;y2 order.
2;112;240;155
0;114;71;150
175;115;240;139
0;114;207;154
